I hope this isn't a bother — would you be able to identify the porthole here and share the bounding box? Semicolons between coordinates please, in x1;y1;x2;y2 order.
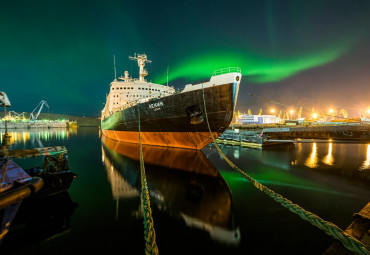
236;76;240;81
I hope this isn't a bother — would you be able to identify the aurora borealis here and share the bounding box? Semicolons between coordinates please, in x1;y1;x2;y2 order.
1;0;370;116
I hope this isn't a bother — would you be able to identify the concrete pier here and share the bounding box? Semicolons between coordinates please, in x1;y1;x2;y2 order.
217;123;370;148
263;124;370;140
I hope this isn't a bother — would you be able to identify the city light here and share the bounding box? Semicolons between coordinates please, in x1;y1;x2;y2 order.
270;109;276;114
329;109;334;114
312;113;318;119
289;109;294;114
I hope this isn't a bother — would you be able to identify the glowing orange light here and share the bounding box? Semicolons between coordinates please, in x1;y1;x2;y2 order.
270;109;275;114
329;109;334;114
289;109;294;114
313;113;318;119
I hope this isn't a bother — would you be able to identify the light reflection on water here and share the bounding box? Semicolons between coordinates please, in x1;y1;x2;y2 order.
298;141;370;172
0;128;74;148
322;142;334;166
360;144;370;170
305;142;319;168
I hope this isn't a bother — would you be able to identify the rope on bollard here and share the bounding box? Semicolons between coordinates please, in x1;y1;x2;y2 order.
138;104;159;255
201;84;369;255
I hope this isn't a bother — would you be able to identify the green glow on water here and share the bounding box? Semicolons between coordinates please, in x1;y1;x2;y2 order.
156;40;355;84
218;166;342;195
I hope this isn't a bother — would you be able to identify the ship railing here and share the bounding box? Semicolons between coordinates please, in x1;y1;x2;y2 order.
212;67;241;76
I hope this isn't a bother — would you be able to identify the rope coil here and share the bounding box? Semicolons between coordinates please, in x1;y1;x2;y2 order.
138;104;159;255
201;84;369;255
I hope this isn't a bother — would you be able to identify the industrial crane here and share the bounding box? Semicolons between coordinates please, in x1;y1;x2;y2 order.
8;111;25;120
30;100;49;120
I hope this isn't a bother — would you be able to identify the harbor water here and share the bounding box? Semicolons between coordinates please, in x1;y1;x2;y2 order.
1;128;369;254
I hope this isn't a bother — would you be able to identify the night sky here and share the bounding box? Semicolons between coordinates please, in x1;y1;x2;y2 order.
1;0;370;117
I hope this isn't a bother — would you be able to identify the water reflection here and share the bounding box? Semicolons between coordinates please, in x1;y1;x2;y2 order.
360;144;370;171
305;143;319;168
101;136;240;246
0;128;73;146
322;142;334;166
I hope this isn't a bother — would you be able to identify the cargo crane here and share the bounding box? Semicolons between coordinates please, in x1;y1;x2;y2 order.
30;100;49;120
8;111;26;121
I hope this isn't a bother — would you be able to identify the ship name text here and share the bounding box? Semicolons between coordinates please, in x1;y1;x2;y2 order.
149;101;164;109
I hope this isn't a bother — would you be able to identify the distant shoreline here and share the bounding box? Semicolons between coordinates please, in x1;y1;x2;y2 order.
0;112;100;127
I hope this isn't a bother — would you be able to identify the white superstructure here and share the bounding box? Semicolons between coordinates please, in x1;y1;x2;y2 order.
102;53;176;119
101;53;241;119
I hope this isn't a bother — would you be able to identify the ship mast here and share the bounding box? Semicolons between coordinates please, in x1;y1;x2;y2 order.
129;53;152;82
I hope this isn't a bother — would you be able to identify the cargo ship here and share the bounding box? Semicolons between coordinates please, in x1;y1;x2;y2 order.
101;53;241;150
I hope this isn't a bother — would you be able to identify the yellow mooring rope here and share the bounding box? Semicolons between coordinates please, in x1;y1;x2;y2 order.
201;84;369;255
138;104;159;255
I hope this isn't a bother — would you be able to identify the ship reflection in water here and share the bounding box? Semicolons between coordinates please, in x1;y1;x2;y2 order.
101;136;240;247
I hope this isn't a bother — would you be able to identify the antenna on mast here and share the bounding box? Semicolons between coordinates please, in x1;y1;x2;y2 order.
113;55;117;80
129;53;152;82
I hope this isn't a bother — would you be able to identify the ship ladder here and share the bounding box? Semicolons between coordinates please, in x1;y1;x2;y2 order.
201;84;369;255
138;103;159;255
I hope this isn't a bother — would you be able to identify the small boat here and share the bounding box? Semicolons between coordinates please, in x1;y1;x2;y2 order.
0;146;76;243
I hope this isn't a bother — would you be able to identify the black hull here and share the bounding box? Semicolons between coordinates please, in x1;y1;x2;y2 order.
101;83;238;149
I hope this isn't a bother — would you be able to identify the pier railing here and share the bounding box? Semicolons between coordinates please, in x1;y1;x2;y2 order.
212;67;241;76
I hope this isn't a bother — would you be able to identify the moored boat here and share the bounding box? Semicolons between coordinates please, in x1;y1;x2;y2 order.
101;54;241;149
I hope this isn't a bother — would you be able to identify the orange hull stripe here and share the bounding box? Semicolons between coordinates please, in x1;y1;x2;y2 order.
101;130;219;150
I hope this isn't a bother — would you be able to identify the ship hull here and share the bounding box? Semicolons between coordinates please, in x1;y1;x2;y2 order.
101;82;238;150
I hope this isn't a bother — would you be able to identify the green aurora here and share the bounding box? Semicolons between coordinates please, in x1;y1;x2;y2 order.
156;38;357;85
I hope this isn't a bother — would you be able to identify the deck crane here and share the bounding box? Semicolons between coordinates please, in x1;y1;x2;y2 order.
30;100;49;120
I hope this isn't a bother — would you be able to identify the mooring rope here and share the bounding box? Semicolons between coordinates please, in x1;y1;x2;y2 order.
201;84;369;255
138;103;159;255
